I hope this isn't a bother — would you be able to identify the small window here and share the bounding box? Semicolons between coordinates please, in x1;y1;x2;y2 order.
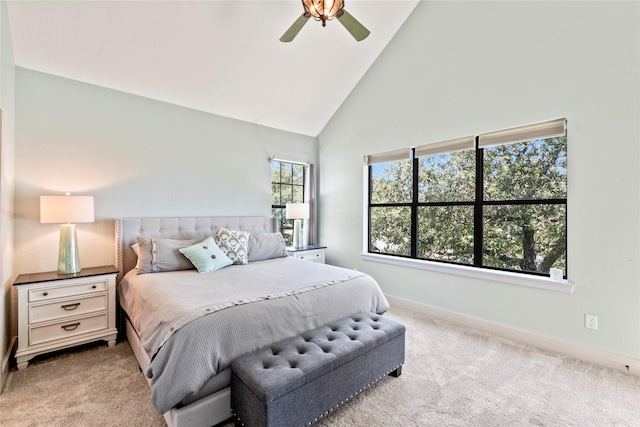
369;157;412;256
481;135;567;273
271;161;305;246
417;145;476;265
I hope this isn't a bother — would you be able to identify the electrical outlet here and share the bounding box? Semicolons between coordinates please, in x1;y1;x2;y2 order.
585;314;598;330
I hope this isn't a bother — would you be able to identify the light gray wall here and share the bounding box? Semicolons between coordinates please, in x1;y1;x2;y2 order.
0;0;15;391
13;68;317;278
318;1;640;359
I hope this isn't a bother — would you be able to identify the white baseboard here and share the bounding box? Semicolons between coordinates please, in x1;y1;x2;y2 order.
1;336;17;394
387;294;640;377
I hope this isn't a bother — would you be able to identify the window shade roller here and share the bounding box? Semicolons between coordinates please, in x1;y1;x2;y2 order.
365;148;411;165
414;136;475;158
478;118;566;149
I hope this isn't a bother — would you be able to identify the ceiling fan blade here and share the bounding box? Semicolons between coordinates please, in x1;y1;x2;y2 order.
337;9;370;41
279;13;311;42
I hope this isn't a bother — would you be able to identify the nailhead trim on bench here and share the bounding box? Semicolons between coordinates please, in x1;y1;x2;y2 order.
303;364;402;426
231;363;402;426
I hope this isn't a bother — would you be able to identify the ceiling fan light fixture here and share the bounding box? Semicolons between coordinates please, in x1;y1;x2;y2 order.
302;0;345;27
280;0;369;42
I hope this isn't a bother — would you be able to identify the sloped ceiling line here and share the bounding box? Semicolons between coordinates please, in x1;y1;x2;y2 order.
7;1;419;137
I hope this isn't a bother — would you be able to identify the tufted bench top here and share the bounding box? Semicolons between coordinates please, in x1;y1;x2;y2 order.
231;312;405;403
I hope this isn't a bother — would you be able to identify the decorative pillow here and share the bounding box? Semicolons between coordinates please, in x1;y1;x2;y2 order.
179;236;233;273
136;237;201;274
248;232;288;262
215;227;250;265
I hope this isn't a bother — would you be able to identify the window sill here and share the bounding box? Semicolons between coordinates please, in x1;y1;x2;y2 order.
360;253;574;294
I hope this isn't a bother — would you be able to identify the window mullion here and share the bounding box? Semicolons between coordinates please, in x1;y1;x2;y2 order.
473;141;484;267
411;149;418;258
302;167;306;202
368;165;373;252
278;163;284;205
289;164;294;202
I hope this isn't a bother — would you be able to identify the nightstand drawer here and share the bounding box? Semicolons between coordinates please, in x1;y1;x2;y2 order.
29;313;108;346
29;294;108;324
28;279;108;302
294;250;325;263
287;246;327;264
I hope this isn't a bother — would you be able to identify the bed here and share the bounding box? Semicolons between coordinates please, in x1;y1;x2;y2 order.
115;217;390;427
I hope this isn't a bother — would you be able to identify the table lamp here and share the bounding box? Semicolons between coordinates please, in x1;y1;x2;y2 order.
286;202;310;249
40;194;94;274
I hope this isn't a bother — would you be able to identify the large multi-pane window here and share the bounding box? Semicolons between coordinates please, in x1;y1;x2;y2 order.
271;161;305;246
368;119;567;277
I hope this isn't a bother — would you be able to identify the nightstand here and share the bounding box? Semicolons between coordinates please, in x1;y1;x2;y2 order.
13;265;119;370
286;245;327;264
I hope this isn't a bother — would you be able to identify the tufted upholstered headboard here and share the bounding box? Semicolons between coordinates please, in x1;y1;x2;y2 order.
115;216;278;280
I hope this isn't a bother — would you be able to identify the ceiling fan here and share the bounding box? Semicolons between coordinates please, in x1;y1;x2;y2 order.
280;0;370;43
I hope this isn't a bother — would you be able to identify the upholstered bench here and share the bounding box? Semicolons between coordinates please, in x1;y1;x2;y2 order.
230;311;405;427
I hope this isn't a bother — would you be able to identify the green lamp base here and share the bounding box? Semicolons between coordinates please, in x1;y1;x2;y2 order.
58;223;81;275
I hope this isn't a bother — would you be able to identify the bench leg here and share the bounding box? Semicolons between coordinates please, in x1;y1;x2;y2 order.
389;365;402;377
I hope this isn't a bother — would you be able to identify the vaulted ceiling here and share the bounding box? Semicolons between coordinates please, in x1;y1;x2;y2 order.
7;1;419;137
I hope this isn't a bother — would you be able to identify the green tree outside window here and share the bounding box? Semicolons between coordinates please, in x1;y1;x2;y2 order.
369;135;567;277
271;161;305;247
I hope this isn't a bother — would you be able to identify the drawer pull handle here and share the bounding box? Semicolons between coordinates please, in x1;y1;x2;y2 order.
61;322;80;331
92;285;97;289
42;292;49;296
61;303;81;311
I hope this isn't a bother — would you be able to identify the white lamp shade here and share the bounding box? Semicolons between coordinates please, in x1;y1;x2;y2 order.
40;195;94;224
286;203;310;220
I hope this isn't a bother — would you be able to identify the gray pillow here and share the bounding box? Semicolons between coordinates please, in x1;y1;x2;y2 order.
136;237;201;274
248;232;288;262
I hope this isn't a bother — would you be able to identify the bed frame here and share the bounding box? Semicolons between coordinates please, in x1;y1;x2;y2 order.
115;216;278;427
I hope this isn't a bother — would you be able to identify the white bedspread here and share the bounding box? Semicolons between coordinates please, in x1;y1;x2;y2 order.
118;257;390;413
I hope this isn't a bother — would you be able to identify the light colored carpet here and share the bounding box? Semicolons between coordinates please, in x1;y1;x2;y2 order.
1;307;639;426
0;338;164;427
